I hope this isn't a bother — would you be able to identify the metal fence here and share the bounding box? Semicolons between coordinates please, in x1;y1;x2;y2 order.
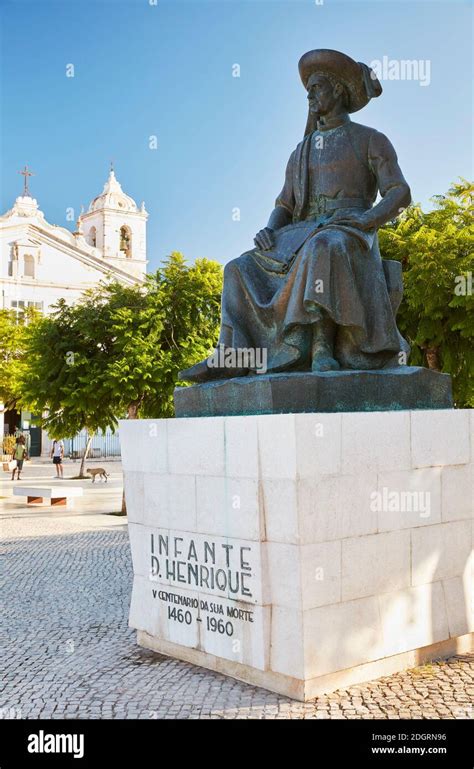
64;429;121;460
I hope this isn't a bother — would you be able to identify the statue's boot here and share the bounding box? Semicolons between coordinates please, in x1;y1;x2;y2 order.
178;354;248;383
311;318;340;372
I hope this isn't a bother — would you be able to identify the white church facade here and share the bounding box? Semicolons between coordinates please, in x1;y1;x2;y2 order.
0;167;149;452
0;166;148;316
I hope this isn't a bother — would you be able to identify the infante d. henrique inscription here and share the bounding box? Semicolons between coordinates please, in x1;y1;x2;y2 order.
148;530;261;603
127;528;267;666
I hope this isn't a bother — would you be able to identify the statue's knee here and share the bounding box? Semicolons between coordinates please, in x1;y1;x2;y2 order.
314;231;349;251
225;253;250;279
223;258;239;279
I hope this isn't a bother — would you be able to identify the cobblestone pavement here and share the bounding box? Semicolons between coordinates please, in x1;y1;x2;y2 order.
2;515;473;720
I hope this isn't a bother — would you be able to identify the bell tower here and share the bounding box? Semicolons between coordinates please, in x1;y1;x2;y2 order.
80;165;148;278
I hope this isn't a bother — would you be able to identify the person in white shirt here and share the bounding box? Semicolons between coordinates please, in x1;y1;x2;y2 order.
51;439;65;478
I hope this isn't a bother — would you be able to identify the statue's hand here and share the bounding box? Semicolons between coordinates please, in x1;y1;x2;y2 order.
254;227;275;250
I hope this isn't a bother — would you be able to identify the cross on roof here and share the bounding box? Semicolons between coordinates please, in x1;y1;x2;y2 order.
18;165;35;197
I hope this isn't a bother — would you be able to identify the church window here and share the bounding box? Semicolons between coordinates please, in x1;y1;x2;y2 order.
11;300;43;322
119;225;132;258
10;300;25;321
23;254;35;278
88;226;97;247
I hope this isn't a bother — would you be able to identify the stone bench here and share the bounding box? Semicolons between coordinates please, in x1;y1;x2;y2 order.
13;486;84;507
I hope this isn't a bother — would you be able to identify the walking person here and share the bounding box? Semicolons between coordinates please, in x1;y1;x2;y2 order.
51;438;65;478
11;436;28;481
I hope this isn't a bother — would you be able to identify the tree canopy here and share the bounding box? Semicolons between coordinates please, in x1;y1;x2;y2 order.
0;307;37;411
379;179;473;407
19;252;223;474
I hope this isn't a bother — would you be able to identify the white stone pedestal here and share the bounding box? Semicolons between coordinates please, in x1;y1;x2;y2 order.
120;410;473;701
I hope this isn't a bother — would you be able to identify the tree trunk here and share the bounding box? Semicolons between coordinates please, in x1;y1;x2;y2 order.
121;401;142;515
79;433;93;478
425;346;441;371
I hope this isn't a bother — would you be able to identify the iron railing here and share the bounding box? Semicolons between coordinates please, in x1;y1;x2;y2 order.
65;430;121;460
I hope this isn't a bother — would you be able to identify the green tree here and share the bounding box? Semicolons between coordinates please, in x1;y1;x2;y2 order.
379;179;473;407
0;309;25;411
0;307;40;429
19;302;118;478
20;253;223;479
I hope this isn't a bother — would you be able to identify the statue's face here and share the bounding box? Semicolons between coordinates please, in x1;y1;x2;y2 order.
307;73;343;116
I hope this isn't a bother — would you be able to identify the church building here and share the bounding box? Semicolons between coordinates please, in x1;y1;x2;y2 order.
0;165;148;317
0;166;149;450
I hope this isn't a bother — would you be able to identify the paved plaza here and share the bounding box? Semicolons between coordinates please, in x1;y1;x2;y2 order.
1;460;473;720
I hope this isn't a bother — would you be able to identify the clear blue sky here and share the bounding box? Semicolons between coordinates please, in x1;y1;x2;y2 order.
1;0;472;270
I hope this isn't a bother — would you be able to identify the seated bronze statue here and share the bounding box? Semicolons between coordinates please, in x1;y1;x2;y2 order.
180;49;411;383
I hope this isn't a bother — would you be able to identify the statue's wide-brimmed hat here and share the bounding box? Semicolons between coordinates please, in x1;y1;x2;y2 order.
299;49;382;113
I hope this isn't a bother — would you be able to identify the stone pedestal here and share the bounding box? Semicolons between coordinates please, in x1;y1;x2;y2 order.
120;409;473;701
174;367;453;418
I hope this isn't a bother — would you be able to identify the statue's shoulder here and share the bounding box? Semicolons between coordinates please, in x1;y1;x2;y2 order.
349;121;392;147
348;121;379;139
293;135;310;153
348;122;397;159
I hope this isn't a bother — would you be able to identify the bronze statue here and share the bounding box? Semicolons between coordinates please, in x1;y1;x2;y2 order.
180;49;411;383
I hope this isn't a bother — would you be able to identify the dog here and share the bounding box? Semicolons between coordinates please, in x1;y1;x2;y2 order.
86;468;110;483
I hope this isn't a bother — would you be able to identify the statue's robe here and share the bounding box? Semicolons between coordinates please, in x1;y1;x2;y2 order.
219;118;409;371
